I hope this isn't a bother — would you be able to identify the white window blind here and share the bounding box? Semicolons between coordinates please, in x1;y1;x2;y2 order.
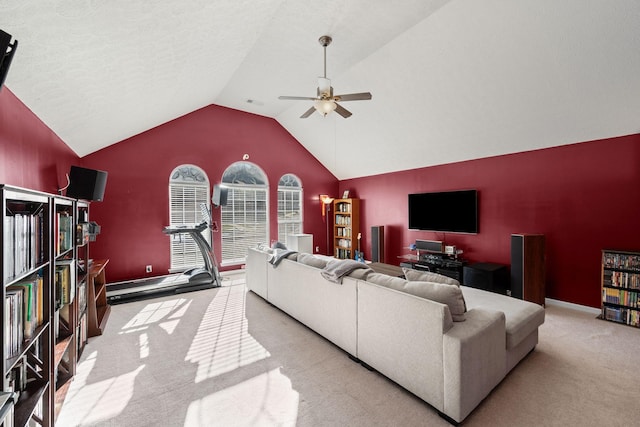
168;166;210;272
277;174;303;243
220;162;268;266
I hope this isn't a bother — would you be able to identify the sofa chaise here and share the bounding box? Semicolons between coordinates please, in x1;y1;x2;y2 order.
246;247;545;424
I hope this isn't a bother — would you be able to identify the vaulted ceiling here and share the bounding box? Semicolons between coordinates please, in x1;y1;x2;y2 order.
2;1;639;179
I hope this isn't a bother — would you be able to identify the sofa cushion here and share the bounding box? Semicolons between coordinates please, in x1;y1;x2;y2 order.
403;268;460;287
461;286;545;349
297;253;329;269
366;273;466;321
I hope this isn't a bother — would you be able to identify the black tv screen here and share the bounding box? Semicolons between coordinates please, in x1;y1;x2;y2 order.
66;166;108;201
408;190;478;234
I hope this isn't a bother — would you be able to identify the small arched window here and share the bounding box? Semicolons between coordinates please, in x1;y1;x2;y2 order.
220;162;269;265
277;174;303;243
168;165;210;271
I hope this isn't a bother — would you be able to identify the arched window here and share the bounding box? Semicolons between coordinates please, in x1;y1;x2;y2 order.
278;174;303;243
168;165;210;271
220;162;268;265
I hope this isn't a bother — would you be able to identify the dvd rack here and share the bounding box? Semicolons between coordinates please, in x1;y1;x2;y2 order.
601;249;640;328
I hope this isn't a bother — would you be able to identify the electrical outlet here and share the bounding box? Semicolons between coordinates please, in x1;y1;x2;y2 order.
315;246;320;253
145;265;152;273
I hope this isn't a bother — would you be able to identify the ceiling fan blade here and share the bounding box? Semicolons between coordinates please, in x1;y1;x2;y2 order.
300;106;316;118
334;92;372;102
334;103;352;118
279;96;317;101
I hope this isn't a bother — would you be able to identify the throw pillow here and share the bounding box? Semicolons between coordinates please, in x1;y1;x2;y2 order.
403;268;460;287
368;272;466;321
297;253;329;269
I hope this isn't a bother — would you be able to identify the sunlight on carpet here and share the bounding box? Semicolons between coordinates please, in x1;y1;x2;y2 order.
120;298;192;333
184;367;299;427
60;351;145;425
185;284;271;383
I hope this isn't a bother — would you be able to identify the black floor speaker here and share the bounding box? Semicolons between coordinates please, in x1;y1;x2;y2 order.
510;234;545;305
371;226;384;263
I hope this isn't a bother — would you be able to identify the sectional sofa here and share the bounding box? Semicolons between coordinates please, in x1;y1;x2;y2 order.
246;247;545;424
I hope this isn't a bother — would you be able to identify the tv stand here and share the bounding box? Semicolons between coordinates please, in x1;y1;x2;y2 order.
400;253;466;283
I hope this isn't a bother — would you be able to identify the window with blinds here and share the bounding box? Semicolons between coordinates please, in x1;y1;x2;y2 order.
220;162;269;266
278;174;303;243
168;165;210;272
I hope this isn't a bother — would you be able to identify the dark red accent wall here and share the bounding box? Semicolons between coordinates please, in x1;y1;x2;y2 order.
341;133;640;308
0;88;78;191
4;84;638;308
81;104;338;283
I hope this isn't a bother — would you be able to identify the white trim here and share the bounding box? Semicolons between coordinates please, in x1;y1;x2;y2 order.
545;298;601;315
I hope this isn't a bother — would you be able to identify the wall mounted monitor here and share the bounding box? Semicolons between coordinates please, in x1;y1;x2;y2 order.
66;166;108;201
408;189;478;234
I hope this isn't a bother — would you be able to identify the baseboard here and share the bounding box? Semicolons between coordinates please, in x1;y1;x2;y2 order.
544;297;600;315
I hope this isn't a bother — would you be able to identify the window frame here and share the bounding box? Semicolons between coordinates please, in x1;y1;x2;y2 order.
277;174;303;244
168;165;211;273
219;162;269;266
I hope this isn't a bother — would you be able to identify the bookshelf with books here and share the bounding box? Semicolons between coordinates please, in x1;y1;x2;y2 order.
601;249;640;328
333;198;360;260
75;201;89;358
52;197;77;420
1;185;53;427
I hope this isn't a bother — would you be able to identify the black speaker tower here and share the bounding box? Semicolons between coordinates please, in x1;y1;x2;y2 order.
371;226;384;263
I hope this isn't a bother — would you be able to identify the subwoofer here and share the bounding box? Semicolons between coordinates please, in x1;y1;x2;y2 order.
371;226;384;263
510;234;545;305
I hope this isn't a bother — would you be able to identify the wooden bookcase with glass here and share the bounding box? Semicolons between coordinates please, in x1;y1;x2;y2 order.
601;249;640;328
333;198;360;260
1;185;53;427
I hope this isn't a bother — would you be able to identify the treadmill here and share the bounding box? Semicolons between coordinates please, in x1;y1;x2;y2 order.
107;205;222;303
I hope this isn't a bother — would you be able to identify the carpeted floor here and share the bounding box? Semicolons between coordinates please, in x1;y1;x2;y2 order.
57;272;640;426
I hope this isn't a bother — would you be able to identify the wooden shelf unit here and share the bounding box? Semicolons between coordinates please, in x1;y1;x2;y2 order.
52;196;78;421
601;249;640;328
1;185;107;426
1;185;53;427
87;259;110;337
333;198;360;259
75;201;90;358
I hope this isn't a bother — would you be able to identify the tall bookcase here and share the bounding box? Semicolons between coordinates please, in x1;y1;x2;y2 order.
52;197;77;420
601;249;640;328
333;198;360;259
1;185;93;426
75;201;89;358
1;185;52;427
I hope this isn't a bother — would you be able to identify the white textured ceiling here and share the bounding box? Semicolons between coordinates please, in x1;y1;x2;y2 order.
1;0;639;179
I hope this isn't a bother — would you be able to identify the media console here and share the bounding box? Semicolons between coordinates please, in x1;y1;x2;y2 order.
400;253;466;283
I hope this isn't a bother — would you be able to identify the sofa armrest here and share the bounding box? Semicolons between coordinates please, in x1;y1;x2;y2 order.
246;248;270;299
442;308;507;423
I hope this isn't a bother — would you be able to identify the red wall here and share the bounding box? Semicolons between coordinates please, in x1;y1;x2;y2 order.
341;134;640;308
4;84;639;308
0;88;79;191
81;104;338;283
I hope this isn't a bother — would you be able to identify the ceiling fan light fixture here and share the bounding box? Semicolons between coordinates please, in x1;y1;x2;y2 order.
314;99;337;116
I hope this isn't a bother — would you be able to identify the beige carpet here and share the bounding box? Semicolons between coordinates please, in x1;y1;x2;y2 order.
57;272;640;426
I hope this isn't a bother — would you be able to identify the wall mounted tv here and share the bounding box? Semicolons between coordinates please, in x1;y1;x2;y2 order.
408;189;478;234
66;166;108;201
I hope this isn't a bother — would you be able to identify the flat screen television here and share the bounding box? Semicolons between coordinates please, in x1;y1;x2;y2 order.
66;166;108;201
408;189;478;234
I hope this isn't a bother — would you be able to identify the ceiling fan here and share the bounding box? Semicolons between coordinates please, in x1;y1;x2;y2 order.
279;35;372;118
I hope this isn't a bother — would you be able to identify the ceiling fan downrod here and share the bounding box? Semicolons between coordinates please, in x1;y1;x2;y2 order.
319;35;332;79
